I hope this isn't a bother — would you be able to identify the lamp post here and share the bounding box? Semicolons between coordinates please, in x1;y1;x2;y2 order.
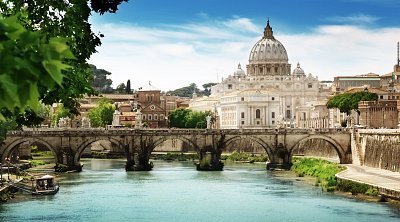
6;158;10;181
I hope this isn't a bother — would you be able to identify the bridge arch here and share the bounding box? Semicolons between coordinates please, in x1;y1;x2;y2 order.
152;136;201;153
289;135;346;163
1;137;59;162
74;137;124;162
223;135;273;160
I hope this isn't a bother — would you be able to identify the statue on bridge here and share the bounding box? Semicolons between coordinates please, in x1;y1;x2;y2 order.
206;115;212;129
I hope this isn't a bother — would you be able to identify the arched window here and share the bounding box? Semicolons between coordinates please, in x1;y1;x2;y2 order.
256;109;261;118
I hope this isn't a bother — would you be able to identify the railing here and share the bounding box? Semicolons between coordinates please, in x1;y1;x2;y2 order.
7;127;351;137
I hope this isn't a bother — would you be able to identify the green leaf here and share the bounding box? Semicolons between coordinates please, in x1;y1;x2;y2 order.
42;60;68;85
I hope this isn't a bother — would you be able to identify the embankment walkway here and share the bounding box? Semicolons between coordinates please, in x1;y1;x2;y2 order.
336;164;400;199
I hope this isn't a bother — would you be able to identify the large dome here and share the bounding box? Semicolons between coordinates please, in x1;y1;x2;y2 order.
246;20;291;76
248;38;288;63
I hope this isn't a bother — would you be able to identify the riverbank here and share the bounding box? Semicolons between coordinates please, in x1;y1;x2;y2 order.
291;157;400;206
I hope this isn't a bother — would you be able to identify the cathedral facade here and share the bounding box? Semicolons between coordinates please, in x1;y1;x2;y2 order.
190;21;330;129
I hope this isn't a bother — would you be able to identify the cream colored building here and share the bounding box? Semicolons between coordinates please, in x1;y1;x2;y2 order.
190;20;330;129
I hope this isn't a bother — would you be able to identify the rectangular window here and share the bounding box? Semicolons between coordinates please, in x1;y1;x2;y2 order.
272;120;275;125
241;97;244;101
271;97;275;101
148;114;152;120
160;114;164;120
272;112;275;118
286;110;291;119
241;121;245;125
228;84;232;89
142;115;146;120
308;83;312;88
154;114;158;120
241;112;245;118
380;95;383;99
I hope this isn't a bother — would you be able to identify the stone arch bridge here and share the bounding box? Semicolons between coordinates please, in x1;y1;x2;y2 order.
1;128;351;172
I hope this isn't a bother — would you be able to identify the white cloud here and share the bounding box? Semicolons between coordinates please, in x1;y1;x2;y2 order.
328;14;381;25
89;17;400;91
281;25;400;80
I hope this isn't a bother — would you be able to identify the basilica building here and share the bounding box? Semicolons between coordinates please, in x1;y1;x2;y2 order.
190;20;330;129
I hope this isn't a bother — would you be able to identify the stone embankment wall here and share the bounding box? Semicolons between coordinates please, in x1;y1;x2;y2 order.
356;129;400;172
293;139;340;161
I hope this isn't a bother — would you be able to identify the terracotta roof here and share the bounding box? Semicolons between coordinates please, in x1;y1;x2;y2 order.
345;87;387;94
88;94;135;100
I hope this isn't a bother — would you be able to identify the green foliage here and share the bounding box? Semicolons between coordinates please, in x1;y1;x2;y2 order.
168;108;211;128
202;82;217;96
168;108;191;128
221;151;268;163
152;153;198;161
0;0;128;120
326;91;378;114
0;14;74;120
126;80;131;94
336;180;371;195
116;83;126;93
199;157;211;169
292;158;346;190
88;99;115;127
51;104;72;126
90;64;113;93
166;83;200;98
30;160;49;167
0;117;18;144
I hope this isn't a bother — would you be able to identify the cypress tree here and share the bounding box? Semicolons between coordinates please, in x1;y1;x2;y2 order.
126;79;131;94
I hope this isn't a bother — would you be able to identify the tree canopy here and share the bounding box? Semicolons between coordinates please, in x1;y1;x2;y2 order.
168;108;212;129
90;64;113;93
88;99;115;127
326;91;378;114
0;15;73;120
0;0;128;118
166;83;200;98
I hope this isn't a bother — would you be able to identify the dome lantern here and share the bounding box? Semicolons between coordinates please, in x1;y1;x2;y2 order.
263;19;274;39
247;20;291;76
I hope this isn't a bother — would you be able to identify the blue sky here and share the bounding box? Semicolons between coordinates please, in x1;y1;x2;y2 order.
89;0;400;91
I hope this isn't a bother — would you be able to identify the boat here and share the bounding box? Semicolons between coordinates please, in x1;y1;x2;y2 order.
33;175;59;195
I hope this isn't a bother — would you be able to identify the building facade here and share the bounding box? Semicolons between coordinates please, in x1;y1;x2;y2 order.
190;20;330;129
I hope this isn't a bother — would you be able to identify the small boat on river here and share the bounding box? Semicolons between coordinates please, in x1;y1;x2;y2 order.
33;175;59;195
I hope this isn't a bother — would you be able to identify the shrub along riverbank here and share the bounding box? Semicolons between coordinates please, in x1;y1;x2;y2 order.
292;158;379;197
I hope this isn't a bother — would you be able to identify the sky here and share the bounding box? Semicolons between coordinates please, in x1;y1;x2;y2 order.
89;0;400;91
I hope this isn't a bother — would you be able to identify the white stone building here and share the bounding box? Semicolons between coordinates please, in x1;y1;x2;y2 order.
190;20;330;129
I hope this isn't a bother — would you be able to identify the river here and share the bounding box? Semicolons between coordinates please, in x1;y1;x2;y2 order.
1;159;400;222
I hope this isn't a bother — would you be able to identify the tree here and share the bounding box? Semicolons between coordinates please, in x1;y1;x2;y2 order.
166;83;200;98
126;80;131;94
0;0;128;117
90;64;113;93
0;15;74;120
116;83;126;94
326;91;378;114
88;99;115;127
201;83;217;96
184;110;208;128
51;104;73;127
168;108;210;129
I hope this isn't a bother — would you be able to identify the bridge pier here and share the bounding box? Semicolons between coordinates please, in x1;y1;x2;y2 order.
54;150;83;172
125;151;153;171
266;143;292;170
196;151;224;171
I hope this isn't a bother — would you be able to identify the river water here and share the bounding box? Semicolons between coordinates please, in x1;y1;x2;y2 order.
1;159;400;222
